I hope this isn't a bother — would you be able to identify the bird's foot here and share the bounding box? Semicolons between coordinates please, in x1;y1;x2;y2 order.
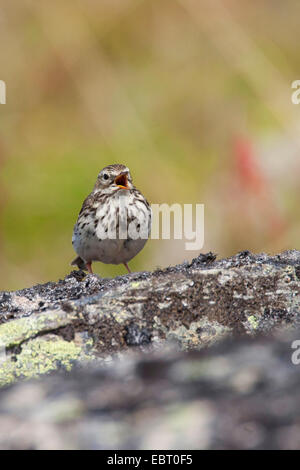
124;262;131;273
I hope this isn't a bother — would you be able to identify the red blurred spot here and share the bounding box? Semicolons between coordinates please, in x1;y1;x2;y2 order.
234;137;265;194
233;136;286;238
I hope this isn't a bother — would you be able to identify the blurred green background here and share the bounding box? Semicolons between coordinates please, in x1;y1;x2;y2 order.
1;0;300;290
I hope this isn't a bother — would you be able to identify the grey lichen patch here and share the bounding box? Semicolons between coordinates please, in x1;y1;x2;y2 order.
217;270;237;285
110;309;135;324
175;279;196;293
164;319;232;350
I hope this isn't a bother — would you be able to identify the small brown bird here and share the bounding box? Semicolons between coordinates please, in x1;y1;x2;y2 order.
71;164;151;274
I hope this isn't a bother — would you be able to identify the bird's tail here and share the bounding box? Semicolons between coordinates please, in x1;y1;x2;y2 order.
71;256;87;271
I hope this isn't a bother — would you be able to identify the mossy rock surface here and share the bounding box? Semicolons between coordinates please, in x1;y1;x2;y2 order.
0;250;300;386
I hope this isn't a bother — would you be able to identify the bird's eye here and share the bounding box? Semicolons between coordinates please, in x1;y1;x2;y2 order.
102;173;109;180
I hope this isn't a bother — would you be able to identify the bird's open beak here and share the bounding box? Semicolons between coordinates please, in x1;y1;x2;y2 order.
114;172;129;189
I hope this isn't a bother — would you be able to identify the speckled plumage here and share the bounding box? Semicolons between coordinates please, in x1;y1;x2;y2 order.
72;164;151;274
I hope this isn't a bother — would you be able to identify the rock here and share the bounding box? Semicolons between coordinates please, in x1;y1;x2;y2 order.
0;329;299;449
0;250;299;386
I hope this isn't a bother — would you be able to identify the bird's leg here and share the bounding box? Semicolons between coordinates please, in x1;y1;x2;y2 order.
124;262;131;273
86;261;93;274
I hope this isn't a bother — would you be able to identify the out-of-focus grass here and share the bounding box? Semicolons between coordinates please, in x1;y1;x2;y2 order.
1;0;300;289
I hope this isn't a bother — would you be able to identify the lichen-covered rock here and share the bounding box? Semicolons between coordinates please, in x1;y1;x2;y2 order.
0;250;299;386
0;329;299;449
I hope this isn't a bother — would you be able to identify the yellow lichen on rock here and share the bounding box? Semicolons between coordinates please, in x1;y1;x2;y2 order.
0;334;95;387
0;310;76;348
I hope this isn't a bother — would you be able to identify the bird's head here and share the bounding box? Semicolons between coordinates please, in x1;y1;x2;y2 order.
94;164;133;193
